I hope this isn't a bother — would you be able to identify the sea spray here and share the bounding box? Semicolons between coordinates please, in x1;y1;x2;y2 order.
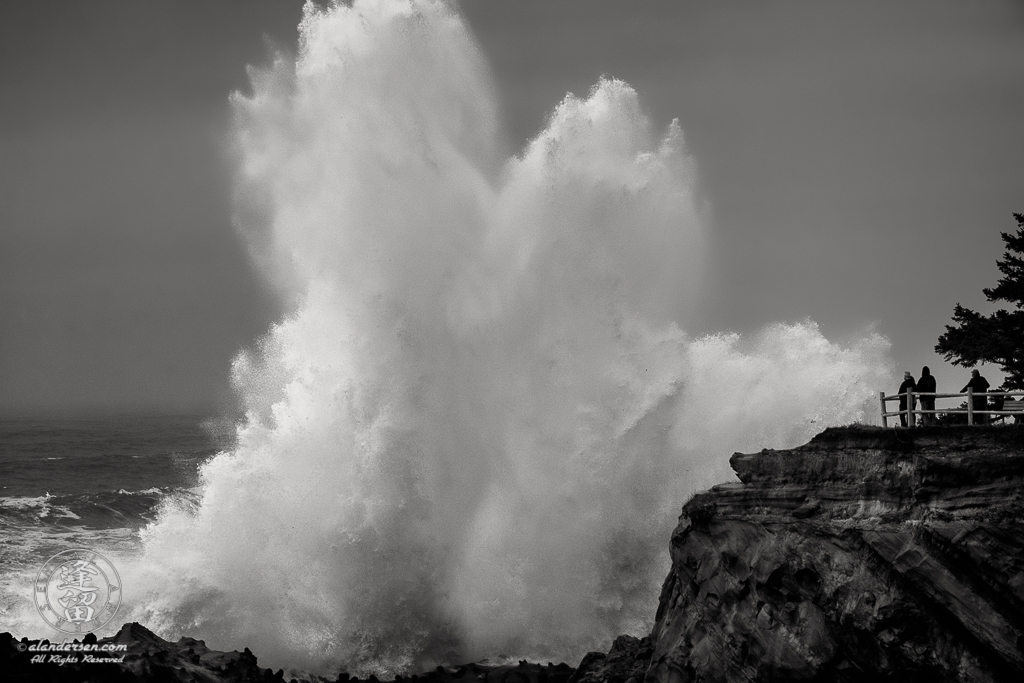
121;0;890;675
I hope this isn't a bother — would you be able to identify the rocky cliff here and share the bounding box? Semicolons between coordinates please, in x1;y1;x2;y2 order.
573;425;1024;683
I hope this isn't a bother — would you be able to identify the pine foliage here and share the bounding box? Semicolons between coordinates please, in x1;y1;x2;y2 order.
936;213;1024;389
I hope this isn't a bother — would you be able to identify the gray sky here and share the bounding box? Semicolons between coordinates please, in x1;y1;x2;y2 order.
1;0;1022;415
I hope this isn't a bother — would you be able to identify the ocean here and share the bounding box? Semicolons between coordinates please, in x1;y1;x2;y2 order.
0;415;220;635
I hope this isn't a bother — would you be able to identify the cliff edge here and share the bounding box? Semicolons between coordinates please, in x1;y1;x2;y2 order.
573;425;1024;683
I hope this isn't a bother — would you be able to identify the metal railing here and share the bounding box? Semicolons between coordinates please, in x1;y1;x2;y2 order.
879;389;1024;427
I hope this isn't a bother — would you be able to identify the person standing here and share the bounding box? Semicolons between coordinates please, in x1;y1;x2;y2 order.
917;366;936;425
961;369;991;424
898;371;916;427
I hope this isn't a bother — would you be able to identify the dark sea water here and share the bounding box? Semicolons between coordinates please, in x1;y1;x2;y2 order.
0;415;221;633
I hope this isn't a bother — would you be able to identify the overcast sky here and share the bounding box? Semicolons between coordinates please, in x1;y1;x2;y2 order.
1;0;1023;416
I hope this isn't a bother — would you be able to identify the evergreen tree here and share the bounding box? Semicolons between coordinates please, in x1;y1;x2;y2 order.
936;213;1024;389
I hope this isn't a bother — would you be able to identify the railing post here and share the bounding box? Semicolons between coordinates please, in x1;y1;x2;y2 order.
879;391;888;427
908;390;916;427
968;387;974;426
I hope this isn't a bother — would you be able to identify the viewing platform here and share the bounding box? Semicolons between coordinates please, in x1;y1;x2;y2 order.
879;388;1024;426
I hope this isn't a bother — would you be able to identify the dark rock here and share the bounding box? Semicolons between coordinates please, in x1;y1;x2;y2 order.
568;635;653;683
584;425;1024;683
3;617;579;683
1;621;278;682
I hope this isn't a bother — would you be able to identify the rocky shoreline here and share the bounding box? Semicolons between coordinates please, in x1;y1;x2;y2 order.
7;425;1024;682
576;425;1024;682
1;622;577;683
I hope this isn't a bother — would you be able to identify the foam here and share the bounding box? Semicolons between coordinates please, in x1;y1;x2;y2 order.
119;0;890;675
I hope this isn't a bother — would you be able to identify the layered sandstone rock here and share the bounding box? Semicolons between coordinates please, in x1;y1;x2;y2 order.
575;426;1024;683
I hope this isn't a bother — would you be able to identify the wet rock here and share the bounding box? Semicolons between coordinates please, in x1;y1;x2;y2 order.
588;425;1024;683
2;623;578;683
569;635;653;683
1;621;278;682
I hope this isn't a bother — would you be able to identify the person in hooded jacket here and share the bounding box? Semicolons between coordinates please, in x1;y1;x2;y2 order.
898;371;916;427
961;369;991;424
917;366;937;425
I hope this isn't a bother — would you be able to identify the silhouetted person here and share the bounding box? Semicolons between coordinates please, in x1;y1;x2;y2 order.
898;371;916;427
917;366;936;425
961;369;991;424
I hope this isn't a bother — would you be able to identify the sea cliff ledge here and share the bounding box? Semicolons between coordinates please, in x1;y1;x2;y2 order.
573;425;1024;683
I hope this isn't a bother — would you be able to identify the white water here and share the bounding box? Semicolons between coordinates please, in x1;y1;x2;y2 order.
116;0;889;675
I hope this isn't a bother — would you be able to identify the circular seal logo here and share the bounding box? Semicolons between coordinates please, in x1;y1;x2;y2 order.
34;549;121;634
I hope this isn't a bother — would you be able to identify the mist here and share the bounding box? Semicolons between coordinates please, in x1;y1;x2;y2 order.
88;1;894;674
